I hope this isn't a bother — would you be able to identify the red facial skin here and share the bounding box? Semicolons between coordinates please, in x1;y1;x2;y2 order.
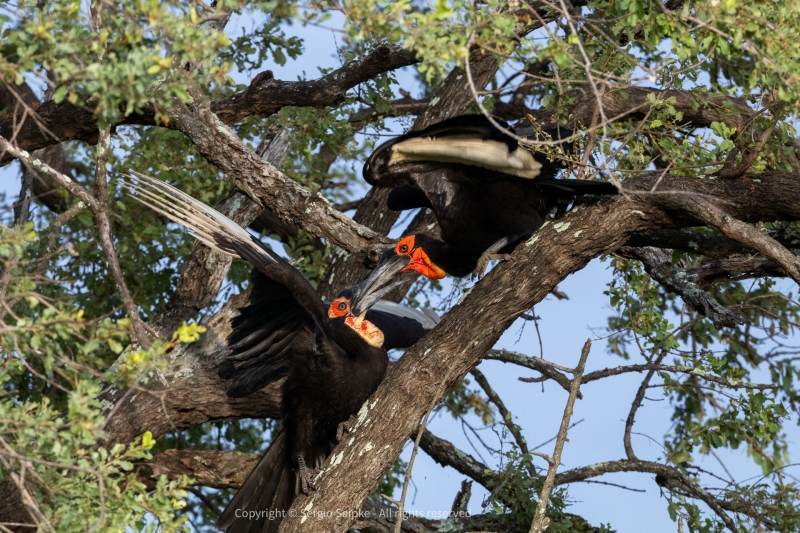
327;297;385;348
328;297;351;319
393;236;446;280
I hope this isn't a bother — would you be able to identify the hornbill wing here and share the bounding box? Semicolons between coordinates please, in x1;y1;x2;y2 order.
366;301;440;350
219;270;313;398
123;172;329;331
364;114;546;183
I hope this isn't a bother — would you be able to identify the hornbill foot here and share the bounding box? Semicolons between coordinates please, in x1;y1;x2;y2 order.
297;454;318;494
336;414;359;442
473;238;511;278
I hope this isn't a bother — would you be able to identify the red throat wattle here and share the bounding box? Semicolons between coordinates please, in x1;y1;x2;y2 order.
402;248;446;280
394;236;446;280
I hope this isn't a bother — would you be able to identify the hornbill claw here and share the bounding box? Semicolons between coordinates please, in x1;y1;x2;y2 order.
473;237;511;278
297;454;318;494
336;413;360;442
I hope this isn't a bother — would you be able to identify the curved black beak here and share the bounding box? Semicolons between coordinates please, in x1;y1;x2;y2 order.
350;253;412;316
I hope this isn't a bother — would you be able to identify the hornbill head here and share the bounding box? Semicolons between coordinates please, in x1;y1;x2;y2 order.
347;234;447;313
389;235;446;280
327;296;385;348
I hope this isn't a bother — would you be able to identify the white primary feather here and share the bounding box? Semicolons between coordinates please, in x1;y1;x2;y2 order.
389;137;542;179
370;300;441;330
122;171;274;263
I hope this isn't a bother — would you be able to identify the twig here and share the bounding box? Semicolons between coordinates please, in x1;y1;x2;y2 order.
393;405;433;533
470;368;535;477
528;339;591;533
92;126;153;348
531;419;584;451
623;348;667;461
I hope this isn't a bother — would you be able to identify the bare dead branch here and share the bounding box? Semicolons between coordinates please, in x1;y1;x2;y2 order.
528;339;590;533
485;349;574;394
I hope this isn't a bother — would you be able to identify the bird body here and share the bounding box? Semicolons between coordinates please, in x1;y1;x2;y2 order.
362;115;618;279
123;173;425;533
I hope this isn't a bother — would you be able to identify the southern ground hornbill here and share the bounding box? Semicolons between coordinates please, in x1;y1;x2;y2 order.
221;271;439;398
124;173;434;533
362;114;619;280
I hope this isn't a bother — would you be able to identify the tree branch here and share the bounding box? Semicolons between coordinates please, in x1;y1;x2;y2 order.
0;46;419;167
165;108;391;263
616;246;747;328
151;127;290;338
648;192;800;284
485;349;574;394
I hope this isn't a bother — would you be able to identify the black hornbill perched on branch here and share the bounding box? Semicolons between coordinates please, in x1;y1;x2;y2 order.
123;172;433;533
362;114;619;281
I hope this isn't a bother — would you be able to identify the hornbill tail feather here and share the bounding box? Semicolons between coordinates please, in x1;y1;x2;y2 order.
217;432;294;533
535;178;618;196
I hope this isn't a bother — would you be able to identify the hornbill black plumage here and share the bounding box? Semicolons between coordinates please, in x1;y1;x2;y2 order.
362;114;619;280
123;172;431;533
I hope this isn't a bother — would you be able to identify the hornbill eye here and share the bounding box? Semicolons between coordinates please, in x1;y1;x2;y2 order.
399;244;409;253
337;301;347;311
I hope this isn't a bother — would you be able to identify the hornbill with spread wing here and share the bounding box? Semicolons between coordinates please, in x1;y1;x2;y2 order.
123;173;429;533
362;114;619;281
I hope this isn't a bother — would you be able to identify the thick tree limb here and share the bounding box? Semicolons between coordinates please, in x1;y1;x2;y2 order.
0;46;419;167
417;429;497;488
685;254;785;289
648;192;800;284
625;226;800;263
152;127;290;338
102;290;282;448
278;171;800;533
165;108;391;262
